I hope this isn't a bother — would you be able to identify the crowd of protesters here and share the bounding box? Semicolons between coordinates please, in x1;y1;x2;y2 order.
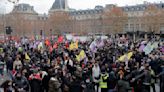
0;34;163;92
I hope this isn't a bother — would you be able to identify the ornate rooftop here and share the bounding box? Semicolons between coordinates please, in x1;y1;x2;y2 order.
50;0;68;11
12;3;37;14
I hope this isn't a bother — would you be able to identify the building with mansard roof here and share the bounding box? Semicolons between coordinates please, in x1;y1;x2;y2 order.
0;0;164;37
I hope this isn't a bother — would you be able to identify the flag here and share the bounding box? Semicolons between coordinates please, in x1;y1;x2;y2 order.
53;43;58;49
57;36;64;43
79;50;86;60
45;39;50;46
76;50;86;62
89;41;97;53
139;44;145;52
97;40;104;48
76;55;80;62
75;40;78;49
152;42;159;49
118;52;133;62
69;42;74;50
65;41;69;49
118;55;126;62
127;52;133;60
69;41;78;50
143;42;153;55
49;46;53;53
141;41;147;44
25;53;31;60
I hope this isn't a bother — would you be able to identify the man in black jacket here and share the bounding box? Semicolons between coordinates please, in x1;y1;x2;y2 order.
69;76;84;92
13;72;30;92
132;65;152;92
157;62;164;92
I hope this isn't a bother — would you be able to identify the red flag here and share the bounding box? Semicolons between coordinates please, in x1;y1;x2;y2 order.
53;43;58;49
49;46;53;53
45;39;50;46
57;36;64;43
65;41;69;49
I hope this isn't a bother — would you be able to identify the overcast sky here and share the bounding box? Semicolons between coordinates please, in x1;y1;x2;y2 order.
0;0;163;14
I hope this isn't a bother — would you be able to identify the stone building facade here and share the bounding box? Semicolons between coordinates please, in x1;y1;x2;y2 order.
0;0;164;37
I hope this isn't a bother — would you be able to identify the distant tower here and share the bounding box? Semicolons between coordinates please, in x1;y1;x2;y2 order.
50;0;69;12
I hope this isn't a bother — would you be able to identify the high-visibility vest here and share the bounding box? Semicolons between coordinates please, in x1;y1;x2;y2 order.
99;73;109;88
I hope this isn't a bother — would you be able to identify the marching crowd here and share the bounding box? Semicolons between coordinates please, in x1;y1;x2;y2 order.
0;35;163;92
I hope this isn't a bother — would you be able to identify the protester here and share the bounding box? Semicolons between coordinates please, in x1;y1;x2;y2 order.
13;72;30;92
92;61;100;92
0;80;15;92
0;34;163;92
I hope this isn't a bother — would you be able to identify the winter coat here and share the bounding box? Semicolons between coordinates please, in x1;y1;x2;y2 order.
13;76;29;92
134;70;152;86
69;80;83;92
48;77;61;92
108;71;117;89
158;66;164;92
117;79;132;92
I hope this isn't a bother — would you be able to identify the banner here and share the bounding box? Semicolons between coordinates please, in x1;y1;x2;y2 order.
143;42;153;55
89;41;97;53
69;41;78;50
57;36;64;43
152;42;159;49
97;40;104;48
49;46;53;53
118;52;133;62
65;41;69;49
139;44;145;52
25;53;31;60
45;39;50;46
53;43;58;49
76;50;86;62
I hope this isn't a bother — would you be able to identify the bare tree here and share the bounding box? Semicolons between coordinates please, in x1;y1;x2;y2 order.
5;12;25;37
103;6;128;34
49;11;70;35
159;8;164;33
0;15;3;34
142;4;161;33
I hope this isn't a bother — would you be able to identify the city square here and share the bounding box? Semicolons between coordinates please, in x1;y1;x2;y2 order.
0;0;164;92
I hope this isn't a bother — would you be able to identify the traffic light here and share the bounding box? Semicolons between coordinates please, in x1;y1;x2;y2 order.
5;26;12;35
